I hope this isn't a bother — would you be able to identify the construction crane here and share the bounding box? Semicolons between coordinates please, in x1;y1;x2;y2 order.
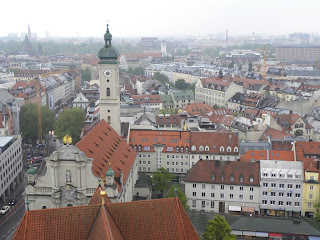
35;77;42;144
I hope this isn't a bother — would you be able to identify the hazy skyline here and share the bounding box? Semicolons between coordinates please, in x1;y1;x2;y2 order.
1;0;319;38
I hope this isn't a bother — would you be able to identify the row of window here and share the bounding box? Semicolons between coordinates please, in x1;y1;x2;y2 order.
191;145;238;153
262;183;302;189
262;172;302;179
193;184;254;191
262;200;300;206
211;173;254;183
263;192;301;198
193;191;254;200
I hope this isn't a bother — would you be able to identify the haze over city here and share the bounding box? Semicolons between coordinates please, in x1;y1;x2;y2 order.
1;0;320;38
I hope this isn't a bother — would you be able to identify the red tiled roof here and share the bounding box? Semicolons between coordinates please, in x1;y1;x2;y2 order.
105;198;199;240
182;103;217;116
129;130;190;153
184;160;260;186
13;198;199;240
201;78;231;88
13;205;101;240
76;120;137;192
272;140;293;151
296;141;320;155
207;115;234;127
274;114;301;130
240;150;294;162
11;79;46;92
190;132;238;155
260;127;292;141
156;114;182;126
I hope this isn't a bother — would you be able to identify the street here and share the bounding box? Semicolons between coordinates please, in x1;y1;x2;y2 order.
0;203;25;240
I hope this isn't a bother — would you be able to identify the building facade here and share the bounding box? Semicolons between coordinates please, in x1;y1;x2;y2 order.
185;160;260;214
0;135;23;202
26;144;98;210
259;160;304;218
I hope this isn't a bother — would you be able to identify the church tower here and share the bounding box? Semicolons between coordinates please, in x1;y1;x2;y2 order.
98;25;121;135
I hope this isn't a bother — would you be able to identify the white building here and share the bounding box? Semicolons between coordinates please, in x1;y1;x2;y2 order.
26;144;99;210
73;93;89;110
185;160;260;214
259;160;304;218
0;135;23;202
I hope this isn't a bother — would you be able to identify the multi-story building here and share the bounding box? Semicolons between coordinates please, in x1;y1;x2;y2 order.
128;129;190;176
276;45;320;61
195;78;244;108
301;159;320;218
259;160;304;218
0;135;23;202
185;160;260;214
131;94;163;110
169;90;194;108
190;132;239;166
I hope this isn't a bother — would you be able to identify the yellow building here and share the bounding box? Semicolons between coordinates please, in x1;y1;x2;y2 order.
302;167;320;218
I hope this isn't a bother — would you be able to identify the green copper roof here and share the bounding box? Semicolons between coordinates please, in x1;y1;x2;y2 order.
27;165;37;175
105;166;115;177
98;25;119;64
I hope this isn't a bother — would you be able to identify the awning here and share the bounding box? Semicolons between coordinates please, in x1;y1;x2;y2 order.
309;237;320;240
229;206;241;212
242;206;255;213
256;232;268;237
269;233;282;238
243;231;256;236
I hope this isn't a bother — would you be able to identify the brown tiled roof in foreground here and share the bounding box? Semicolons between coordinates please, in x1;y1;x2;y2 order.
13;198;199;240
13;205;101;240
76;120;137;191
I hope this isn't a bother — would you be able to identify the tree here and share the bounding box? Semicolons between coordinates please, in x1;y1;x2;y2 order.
53;107;85;144
174;79;191;90
165;185;189;210
248;62;253;72
126;66;145;76
151;167;174;197
153;71;169;84
20;103;55;142
81;67;91;84
202;215;235;240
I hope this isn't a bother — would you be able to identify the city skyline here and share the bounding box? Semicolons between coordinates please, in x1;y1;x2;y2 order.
1;0;319;38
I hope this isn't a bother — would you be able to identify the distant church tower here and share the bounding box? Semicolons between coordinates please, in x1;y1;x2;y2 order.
98;25;121;135
161;42;167;57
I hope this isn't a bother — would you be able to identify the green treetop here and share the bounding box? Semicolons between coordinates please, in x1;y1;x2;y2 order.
202;215;235;240
151;167;174;197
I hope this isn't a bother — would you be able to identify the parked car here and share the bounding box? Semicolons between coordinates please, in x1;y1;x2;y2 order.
9;199;16;206
0;206;10;215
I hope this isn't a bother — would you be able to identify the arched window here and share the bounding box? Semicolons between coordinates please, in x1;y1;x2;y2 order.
220;146;224;152
180;147;184;152
227;146;231;152
67;204;73;207
138;145;142;151
107;88;111;96
176;147;179;153
234;147;238;152
107;116;111;124
185;147;189;153
239;174;244;182
299;123;304;128
211;173;215;180
42;206;47;209
191;145;196;151
230;174;234;182
249;175;254;183
199;145;204;151
205;145;209;151
134;145;137;151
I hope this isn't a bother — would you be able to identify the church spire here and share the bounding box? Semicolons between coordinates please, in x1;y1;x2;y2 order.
104;24;112;47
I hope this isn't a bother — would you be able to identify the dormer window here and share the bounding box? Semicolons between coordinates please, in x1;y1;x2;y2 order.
211;173;215;180
234;147;238;152
230;174;234;182
239;174;244;182
249;175;254;182
199;145;204;151
221;173;225;181
191;145;196;151
220;146;224;152
227;146;231;152
176;147;179;153
205;145;209;151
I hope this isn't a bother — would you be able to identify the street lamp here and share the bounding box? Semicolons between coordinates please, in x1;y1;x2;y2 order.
49;130;54;139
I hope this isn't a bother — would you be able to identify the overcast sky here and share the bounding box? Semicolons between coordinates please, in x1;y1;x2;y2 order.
1;0;319;38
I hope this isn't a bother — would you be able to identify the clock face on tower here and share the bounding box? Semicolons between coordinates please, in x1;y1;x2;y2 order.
103;70;112;78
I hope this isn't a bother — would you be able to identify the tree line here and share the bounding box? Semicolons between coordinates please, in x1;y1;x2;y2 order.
20;103;85;145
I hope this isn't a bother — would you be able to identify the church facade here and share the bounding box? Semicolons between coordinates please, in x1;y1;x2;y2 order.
26;145;99;210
